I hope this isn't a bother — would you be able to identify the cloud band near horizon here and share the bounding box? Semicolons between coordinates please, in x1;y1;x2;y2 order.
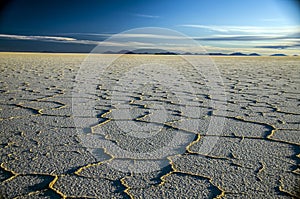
0;24;299;54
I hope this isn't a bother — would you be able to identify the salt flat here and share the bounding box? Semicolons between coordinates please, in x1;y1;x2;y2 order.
0;53;299;198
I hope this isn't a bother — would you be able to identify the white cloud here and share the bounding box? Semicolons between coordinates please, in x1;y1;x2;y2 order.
180;24;300;35
133;13;160;18
0;34;103;45
1;32;299;55
0;34;76;41
114;33;188;40
200;45;300;55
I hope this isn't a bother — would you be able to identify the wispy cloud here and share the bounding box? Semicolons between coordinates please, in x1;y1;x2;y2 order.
3;33;299;43
0;34;76;41
1;32;299;55
255;43;300;49
0;33;103;45
65;32;190;40
0;33;158;47
63;32;300;43
133;13;160;18
195;35;300;41
201;45;300;55
180;24;300;35
64;33;113;37
196;35;274;41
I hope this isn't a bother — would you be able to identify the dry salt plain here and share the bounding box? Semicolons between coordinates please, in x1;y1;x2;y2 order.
0;53;299;198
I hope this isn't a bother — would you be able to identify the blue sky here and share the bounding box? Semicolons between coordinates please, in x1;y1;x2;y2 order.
0;0;299;54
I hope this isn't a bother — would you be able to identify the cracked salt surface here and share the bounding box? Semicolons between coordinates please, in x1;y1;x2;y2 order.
0;53;299;198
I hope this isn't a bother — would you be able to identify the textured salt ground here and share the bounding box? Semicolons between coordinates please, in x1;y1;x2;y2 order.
0;53;299;198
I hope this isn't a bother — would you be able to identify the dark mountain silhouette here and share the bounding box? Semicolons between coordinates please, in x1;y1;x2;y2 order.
125;51;135;54
248;53;261;56
270;53;287;56
229;52;247;56
43;49;269;56
133;49;168;54
102;49;180;55
154;52;177;55
118;50;133;54
207;52;227;56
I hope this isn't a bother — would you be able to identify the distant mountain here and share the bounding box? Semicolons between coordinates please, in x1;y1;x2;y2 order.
270;53;287;56
207;52;228;56
206;52;262;56
119;50;133;54
154;52;177;55
229;52;247;56
103;49;179;55
101;50;264;56
248;53;261;56
131;49;161;54
102;50;133;54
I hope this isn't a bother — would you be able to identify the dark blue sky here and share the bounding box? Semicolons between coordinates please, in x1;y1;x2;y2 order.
0;0;299;54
